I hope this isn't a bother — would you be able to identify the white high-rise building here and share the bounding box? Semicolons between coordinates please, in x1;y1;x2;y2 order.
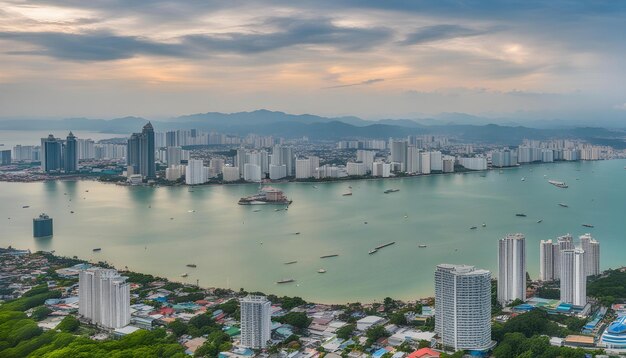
209;158;225;175
540;240;555;281
272;145;294;176
372;161;391;177
295;158;313;179
240;295;271;349
579;234;600;277
497;233;526;305
222;166;240;182
79;268;130;329
390;141;408;172
420;152;431;174
243;163;262;182
356;150;375;173
166;146;182;166
435;264;492;352
560;249;587;307
269;164;287;180
186;159;207;185
346;162;367;176
430;151;443;171
406;146;421;173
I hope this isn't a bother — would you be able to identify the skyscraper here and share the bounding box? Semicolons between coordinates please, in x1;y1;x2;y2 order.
554;234;574;280
271;145;294;176
240;295;271;349
435;264;492;352
560;249;587;307
539;239;555;281
127;123;156;180
79;268;130;329
41;134;63;172
63;132;78;173
185;159;207;185
498;233;526;305
0;150;11;165
579;233;600;277
390;140;407;172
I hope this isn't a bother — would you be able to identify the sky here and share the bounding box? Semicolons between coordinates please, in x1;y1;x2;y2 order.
0;0;625;124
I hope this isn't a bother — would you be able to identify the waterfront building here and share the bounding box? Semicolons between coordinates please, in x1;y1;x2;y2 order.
442;156;455;173
560;249;587;307
244;163;262;182
33;213;53;237
77;138;95;160
540;239;555;281
372;161;391;177
346;161;367;176
222;166;240;182
435;264;492;352
165;165;184;181
406;146;421;173
240;295;271;349
390;140;408;172
63;132;78;173
209;158;225;175
12;145;38;162
0;149;11;165
492;150;518;168
235;148;247;177
166;146;182;166
271;145;295;176
127;123;156;180
420;152;431;174
600;316;626;349
269;164;287;180
186;159;207;185
554;234;574;280
356;150;375;172
498;233;526;304
430;151;443;171
579;233;600;277
458;157;487;171
79;268;130;329
296;158;313;179
41;134;63;172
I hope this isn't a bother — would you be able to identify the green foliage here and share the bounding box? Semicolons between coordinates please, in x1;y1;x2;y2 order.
173;292;205;303
383;297;398;312
507;298;524;307
365;325;389;346
275;312;311;330
493;332;596;358
218;299;239;316
31;306;53;321
194;330;231;357
492;309;572;341
536;286;560;299
280;296;306;310
0;289;61;312
123;271;160;286
55;315;79;333
389;312;407;325
22;285;50;298
168;319;188;337
587;269;626;305
336;323;355;340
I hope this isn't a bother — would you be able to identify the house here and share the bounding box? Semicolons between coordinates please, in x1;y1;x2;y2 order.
356;316;386;331
407;348;440;358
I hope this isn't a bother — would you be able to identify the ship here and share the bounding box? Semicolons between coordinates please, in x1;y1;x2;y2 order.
186;264;197;268
284;261;298;265
181;273;188;278
384;189;400;194
276;278;295;284
92;248;101;252
342;192;353;196
515;213;527;217
418;244;427;248
559;203;569;208
470;226;477;230
320;254;339;259
318;269;326;273
548;180;568;188
582;224;594;228
537;219;543;223
369;249;378;255
238;186;292;205
370;242;395;254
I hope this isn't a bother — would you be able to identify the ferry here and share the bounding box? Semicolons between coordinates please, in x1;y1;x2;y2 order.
181;273;188;278
559;203;569;208
92;248;102;252
368;249;378;255
384;189;400;194
320;254;339;259
537;219;543;223
294;232;301;235
317;269;326;274
515;213;527;217
22;205;29;208
239;186;292;205
186;264;197;268
276;278;295;284
482;223;487;227
521;177;526;181
418;244;427;248
582;224;594;228
342;192;353;196
548;180;568;188
284;261;298;265
470;226;477;230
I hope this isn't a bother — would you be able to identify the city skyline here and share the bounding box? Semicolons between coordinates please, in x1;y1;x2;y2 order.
0;1;625;123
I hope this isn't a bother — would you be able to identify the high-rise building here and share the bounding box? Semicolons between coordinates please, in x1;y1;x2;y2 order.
0;150;11;165
127;123;156;180
63;132;78;173
271;145;294;176
33;213;53;237
166;146;183;166
269;164;287;180
554;234;574;280
560;249;586;307
240;295;271;349
79;268;130;329
406;146;420;173
390;140;408;172
41;134;63;172
497;233;526;305
295;158;312;179
435;264;492;352
420;152;431;174
77;138;95;160
186;159;207;185
222;166;240;182
539;240;555;281
356;150;375;172
579;234;600;277
243;163;262;182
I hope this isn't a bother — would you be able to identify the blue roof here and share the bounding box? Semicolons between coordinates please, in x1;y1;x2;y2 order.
608;316;626;334
372;348;389;358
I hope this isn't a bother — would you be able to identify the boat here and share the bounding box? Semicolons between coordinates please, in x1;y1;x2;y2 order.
482;223;486;227
384;189;400;194
521;177;526;181
253;209;261;212
320;254;339;259
294;232;301;235
93;248;101;252
312;185;318;189
559;203;569;208
404;215;408;218
187;210;195;213
368;249;378;255
342;192;353;196
418;244;427;248
348;186;352;189
186;264;197;268
284;261;298;265
276;278;295;284
582;224;594;228
364;221;368;224
70;211;74;214
22;205;29;208
515;213;527;217
548;180;568;188
537;219;543;223
181;273;188;278
317;269;326;273
470;226;477;230
239;186;292;205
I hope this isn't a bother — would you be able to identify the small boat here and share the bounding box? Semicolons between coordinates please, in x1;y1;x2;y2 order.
470;226;477;230
93;248;101;252
275;209;280;211
22;205;29;208
348;186;352;189
284;261;298;265
342;192;352;196
276;278;295;284
320;254;339;259
482;223;486;227
537;219;543;223
418;244;427;248
515;213;527;217
181;273;188;278
404;215;408;218
369;249;378;255
558;203;569;208
384;189;400;194
187;210;195;213
521;177;526;181
170;217;174;220
312;186;318;189
582;224;594;228
318;269;326;273
364;221;368;224
294;232;301;235
253;209;261;212
70;211;75;214
186;264;197;268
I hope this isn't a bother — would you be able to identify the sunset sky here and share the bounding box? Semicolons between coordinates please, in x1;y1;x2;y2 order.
0;0;625;123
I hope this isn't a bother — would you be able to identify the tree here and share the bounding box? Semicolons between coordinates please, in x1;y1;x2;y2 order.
55;315;79;333
31;306;52;321
168;319;188;337
336;324;355;340
277;312;311;330
389;313;406;325
365;325;388;345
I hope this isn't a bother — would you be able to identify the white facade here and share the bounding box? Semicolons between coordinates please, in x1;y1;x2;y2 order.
240;295;271;349
497;233;526;304
540;240;555;281
579;233;600;277
243;163;262;182
79;268;130;329
209;158;225;175
186;159;207;185
296;158;313;179
420;152;431;174
346;162;367;176
372;161;391;177
435;264;492;352
560;249;587;307
269;164;287;180
356;150;375;172
222;166;240;182
166;146;182;166
406;147;420;173
430;151;443;171
458;157;487;170
165;165;184;181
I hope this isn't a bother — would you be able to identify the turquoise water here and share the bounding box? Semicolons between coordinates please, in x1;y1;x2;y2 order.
0;160;624;303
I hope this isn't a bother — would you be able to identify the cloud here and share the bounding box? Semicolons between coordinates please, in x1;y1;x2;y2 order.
0;31;184;61
324;78;384;89
399;24;493;45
